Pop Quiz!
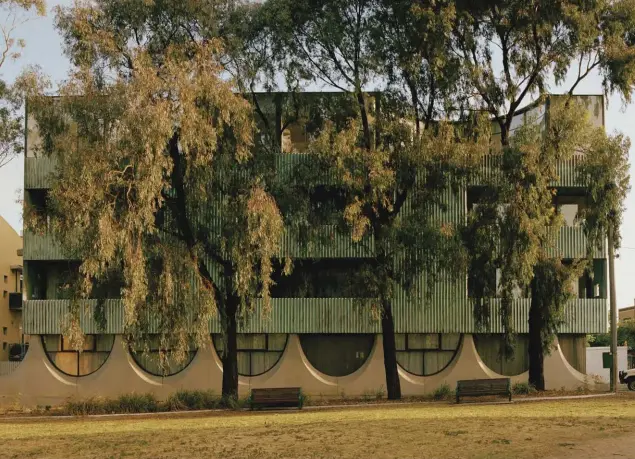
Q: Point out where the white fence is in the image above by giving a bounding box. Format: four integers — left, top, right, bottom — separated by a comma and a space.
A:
0, 361, 20, 376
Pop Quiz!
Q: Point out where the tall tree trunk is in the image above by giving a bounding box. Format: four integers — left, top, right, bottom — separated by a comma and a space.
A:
356, 90, 372, 151
381, 298, 401, 400
221, 294, 239, 400
528, 281, 545, 390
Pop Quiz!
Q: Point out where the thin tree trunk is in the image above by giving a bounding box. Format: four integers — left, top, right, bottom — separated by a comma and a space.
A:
381, 298, 401, 400
528, 282, 545, 390
356, 90, 372, 150
221, 294, 239, 400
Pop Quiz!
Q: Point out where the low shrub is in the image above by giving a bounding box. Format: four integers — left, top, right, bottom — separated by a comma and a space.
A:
116, 393, 159, 413
63, 397, 107, 416
166, 390, 219, 411
512, 382, 537, 395
65, 393, 160, 415
431, 383, 453, 401
299, 389, 309, 408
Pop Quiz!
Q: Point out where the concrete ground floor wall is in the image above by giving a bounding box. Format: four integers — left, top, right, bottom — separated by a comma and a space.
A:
0, 334, 604, 408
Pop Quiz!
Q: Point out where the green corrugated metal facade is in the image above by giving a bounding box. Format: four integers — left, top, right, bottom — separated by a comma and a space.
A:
23, 94, 609, 336
23, 297, 607, 335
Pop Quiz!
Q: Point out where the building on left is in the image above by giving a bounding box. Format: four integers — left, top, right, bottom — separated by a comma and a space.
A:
0, 215, 26, 374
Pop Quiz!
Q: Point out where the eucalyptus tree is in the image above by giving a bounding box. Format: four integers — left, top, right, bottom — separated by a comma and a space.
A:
262, 0, 490, 399
452, 0, 635, 388
26, 0, 286, 399
0, 0, 46, 168
372, 0, 464, 133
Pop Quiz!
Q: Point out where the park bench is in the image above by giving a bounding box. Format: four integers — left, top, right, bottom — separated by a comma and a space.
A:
455, 378, 512, 403
250, 387, 303, 410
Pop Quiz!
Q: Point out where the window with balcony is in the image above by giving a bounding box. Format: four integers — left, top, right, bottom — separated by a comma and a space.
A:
27, 261, 123, 300
566, 259, 606, 299
271, 258, 374, 298
554, 193, 586, 227
468, 268, 529, 299
26, 189, 51, 228
279, 93, 374, 154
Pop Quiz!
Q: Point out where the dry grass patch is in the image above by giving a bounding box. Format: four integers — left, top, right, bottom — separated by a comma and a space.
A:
1, 394, 634, 458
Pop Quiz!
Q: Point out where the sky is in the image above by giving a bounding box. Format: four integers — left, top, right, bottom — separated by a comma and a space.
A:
1, 1, 635, 309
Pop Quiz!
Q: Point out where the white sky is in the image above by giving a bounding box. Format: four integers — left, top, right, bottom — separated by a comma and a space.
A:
1, 1, 634, 309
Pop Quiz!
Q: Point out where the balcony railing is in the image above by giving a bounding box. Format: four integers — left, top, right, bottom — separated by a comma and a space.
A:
23, 231, 67, 261
554, 226, 606, 258
25, 156, 56, 189
8, 292, 22, 310
473, 154, 586, 187
23, 296, 607, 335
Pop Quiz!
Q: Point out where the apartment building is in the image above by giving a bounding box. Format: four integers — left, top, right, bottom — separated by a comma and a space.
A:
0, 93, 608, 406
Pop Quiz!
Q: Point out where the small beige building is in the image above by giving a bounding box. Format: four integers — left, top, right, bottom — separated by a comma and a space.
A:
619, 305, 635, 323
0, 215, 24, 362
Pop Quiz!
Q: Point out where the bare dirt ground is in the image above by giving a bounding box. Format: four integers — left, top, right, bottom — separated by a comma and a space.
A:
551, 433, 635, 459
0, 394, 634, 459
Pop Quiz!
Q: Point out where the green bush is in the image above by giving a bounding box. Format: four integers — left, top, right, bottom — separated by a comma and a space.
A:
166, 390, 219, 411
63, 397, 107, 416
431, 383, 453, 401
298, 389, 308, 408
512, 382, 536, 395
64, 393, 160, 415
116, 393, 159, 413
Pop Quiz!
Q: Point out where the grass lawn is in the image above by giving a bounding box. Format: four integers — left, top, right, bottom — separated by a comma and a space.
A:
1, 394, 634, 459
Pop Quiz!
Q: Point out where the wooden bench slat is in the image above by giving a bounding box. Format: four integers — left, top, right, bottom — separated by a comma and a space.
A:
456, 378, 512, 403
250, 387, 302, 410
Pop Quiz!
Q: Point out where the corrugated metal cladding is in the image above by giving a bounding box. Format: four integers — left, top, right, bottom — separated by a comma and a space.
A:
23, 231, 68, 261
24, 156, 56, 189
23, 297, 607, 335
474, 154, 586, 187
554, 226, 606, 259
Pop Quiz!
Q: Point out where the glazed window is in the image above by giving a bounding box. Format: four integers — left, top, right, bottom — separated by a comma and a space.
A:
212, 334, 287, 377
129, 335, 197, 377
474, 334, 529, 376
42, 334, 114, 377
300, 334, 374, 377
396, 334, 461, 376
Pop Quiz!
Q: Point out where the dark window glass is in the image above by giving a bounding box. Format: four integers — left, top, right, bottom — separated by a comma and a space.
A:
474, 334, 529, 376
300, 334, 374, 377
396, 334, 461, 376
213, 334, 287, 377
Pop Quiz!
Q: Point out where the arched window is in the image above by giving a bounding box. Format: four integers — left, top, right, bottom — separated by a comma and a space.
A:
396, 334, 461, 376
42, 334, 114, 377
212, 334, 287, 377
129, 335, 197, 377
300, 334, 374, 377
474, 334, 529, 376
